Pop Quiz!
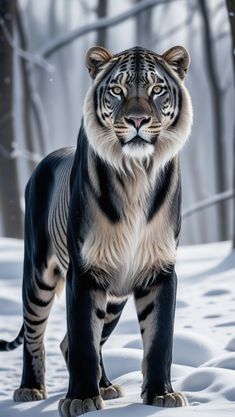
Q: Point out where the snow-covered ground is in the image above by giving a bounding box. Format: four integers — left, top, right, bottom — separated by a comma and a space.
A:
0, 238, 235, 416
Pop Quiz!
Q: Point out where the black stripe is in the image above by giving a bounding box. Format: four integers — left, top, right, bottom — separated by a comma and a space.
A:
30, 347, 41, 354
57, 252, 68, 270
25, 332, 44, 343
25, 316, 47, 327
61, 182, 68, 234
138, 302, 154, 322
147, 159, 175, 222
171, 88, 182, 127
157, 59, 183, 128
51, 215, 68, 258
96, 308, 106, 320
57, 170, 67, 236
56, 164, 67, 237
106, 300, 127, 315
94, 87, 104, 127
101, 316, 121, 343
54, 208, 67, 249
172, 177, 182, 245
134, 287, 151, 300
27, 287, 54, 308
93, 58, 122, 127
24, 323, 36, 334
95, 157, 121, 223
34, 272, 56, 292
58, 202, 67, 237
25, 301, 40, 317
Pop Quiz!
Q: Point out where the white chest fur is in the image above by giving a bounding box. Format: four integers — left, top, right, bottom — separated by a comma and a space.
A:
81, 173, 176, 296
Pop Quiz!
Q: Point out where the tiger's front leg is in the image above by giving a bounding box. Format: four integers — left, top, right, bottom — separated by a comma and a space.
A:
59, 264, 107, 417
134, 268, 188, 407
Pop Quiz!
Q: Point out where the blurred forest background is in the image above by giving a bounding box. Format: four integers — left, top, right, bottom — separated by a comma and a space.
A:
0, 0, 234, 246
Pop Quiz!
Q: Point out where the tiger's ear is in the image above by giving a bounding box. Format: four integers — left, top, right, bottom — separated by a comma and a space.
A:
162, 46, 190, 80
85, 46, 113, 79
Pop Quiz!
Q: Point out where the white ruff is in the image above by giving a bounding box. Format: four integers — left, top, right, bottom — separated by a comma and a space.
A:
83, 75, 192, 175
122, 143, 155, 159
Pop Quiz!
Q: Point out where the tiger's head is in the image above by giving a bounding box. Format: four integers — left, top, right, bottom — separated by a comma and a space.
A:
83, 46, 192, 171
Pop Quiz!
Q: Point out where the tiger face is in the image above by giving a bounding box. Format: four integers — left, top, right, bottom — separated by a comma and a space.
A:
83, 46, 192, 170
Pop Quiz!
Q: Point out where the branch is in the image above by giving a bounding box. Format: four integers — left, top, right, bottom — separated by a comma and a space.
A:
150, 4, 196, 46
182, 189, 234, 219
0, 16, 54, 73
38, 0, 183, 58
0, 142, 42, 163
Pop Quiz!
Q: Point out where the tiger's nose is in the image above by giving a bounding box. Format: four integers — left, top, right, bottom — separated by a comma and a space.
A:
125, 116, 151, 129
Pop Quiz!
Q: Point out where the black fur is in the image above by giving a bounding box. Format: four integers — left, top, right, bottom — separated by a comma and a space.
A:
135, 269, 177, 398
147, 159, 175, 222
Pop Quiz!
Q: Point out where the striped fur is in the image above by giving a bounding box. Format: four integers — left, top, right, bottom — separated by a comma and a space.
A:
0, 46, 192, 414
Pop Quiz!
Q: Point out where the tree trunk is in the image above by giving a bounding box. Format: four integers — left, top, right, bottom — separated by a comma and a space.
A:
198, 0, 227, 241
16, 2, 47, 161
0, 0, 23, 238
225, 0, 235, 249
15, 2, 36, 173
96, 0, 108, 47
136, 0, 152, 47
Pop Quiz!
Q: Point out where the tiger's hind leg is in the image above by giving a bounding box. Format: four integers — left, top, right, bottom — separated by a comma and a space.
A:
14, 255, 63, 402
14, 159, 66, 402
60, 296, 127, 400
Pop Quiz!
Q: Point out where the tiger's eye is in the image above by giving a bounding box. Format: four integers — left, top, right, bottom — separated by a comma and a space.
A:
152, 85, 163, 95
111, 86, 122, 95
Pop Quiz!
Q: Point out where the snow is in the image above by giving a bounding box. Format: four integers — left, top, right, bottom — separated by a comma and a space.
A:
0, 238, 235, 416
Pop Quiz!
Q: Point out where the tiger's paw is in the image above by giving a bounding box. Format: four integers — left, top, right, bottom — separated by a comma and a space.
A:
142, 391, 188, 407
14, 387, 47, 402
58, 395, 104, 417
100, 384, 125, 400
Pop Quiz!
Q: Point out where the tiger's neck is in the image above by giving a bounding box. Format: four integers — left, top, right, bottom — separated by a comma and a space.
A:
86, 144, 178, 223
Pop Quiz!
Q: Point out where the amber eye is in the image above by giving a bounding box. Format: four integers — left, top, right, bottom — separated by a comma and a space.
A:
110, 86, 122, 95
152, 85, 163, 95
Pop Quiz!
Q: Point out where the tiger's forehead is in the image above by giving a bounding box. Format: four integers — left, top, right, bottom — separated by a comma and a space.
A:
110, 48, 165, 86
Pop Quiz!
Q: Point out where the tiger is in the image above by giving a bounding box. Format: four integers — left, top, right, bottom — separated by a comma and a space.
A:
0, 45, 192, 416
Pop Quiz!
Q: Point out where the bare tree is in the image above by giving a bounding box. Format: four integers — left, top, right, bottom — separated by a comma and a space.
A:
16, 1, 48, 161
15, 2, 35, 173
225, 0, 235, 249
96, 0, 108, 47
0, 0, 23, 238
198, 0, 227, 240
136, 0, 152, 47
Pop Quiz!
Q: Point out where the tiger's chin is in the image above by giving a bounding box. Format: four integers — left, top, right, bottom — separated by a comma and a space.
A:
121, 141, 155, 160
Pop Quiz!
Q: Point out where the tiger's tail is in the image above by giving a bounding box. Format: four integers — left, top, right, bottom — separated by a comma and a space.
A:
0, 324, 24, 351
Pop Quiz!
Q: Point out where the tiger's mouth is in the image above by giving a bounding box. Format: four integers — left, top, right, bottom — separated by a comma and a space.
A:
121, 135, 156, 146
